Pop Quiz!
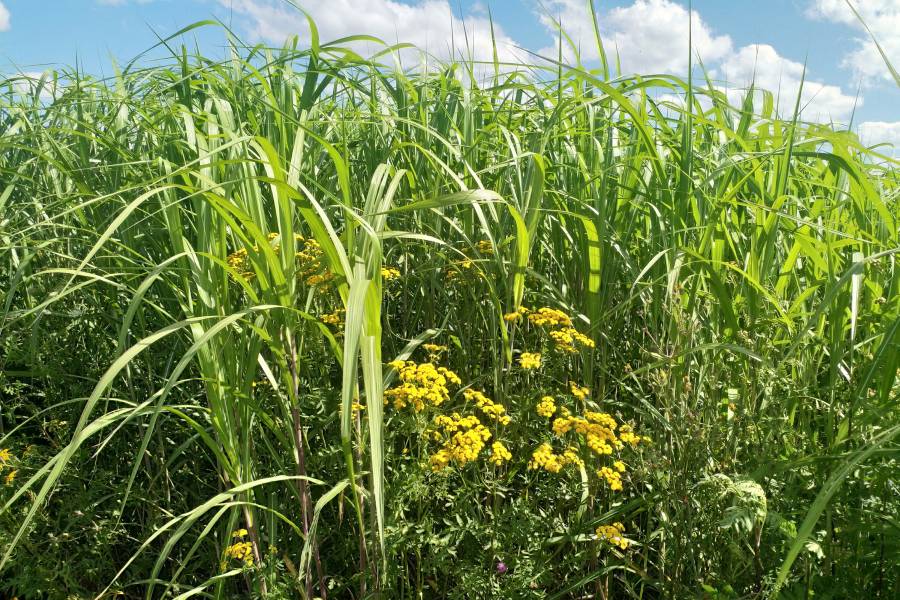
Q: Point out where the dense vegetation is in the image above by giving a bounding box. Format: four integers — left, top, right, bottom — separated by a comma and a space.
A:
1, 18, 898, 599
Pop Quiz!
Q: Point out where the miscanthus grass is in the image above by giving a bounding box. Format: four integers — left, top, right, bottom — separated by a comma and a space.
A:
0, 16, 898, 600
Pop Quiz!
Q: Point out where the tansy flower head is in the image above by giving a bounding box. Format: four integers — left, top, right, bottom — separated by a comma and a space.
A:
224, 540, 254, 566
503, 306, 529, 322
596, 522, 628, 550
570, 382, 590, 400
381, 266, 401, 280
597, 466, 624, 491
489, 441, 512, 465
536, 396, 556, 418
528, 443, 564, 473
528, 307, 572, 328
519, 352, 541, 370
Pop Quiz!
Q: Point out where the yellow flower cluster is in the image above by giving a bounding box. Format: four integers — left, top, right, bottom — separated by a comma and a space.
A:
618, 424, 644, 446
503, 306, 529, 322
225, 234, 335, 288
489, 441, 512, 465
527, 307, 572, 328
381, 266, 401, 280
548, 327, 595, 353
519, 352, 542, 370
320, 309, 344, 326
224, 529, 254, 566
0, 449, 15, 486
475, 239, 494, 254
536, 396, 557, 418
597, 466, 623, 491
596, 522, 628, 550
429, 413, 492, 471
562, 446, 584, 467
423, 343, 448, 354
464, 389, 511, 425
296, 238, 334, 288
528, 442, 564, 473
226, 247, 255, 280
445, 258, 476, 280
528, 442, 585, 473
553, 410, 620, 455
385, 360, 462, 412
570, 382, 590, 400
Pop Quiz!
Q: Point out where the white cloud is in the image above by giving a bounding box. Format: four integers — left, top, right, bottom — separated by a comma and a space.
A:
535, 1, 858, 122
807, 0, 900, 85
858, 121, 900, 155
0, 1, 11, 31
4, 71, 58, 101
219, 0, 525, 71
717, 44, 860, 122
537, 0, 732, 73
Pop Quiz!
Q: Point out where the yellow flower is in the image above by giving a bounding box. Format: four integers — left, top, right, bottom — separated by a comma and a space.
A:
613, 460, 626, 473
224, 540, 254, 566
489, 441, 512, 465
597, 466, 623, 491
528, 443, 564, 473
320, 309, 344, 325
0, 449, 10, 463
548, 327, 595, 353
384, 361, 461, 412
536, 396, 556, 418
561, 446, 584, 467
527, 307, 572, 328
381, 266, 401, 280
429, 413, 492, 470
596, 522, 628, 550
519, 352, 542, 370
504, 306, 529, 322
552, 416, 574, 436
619, 424, 643, 446
4, 470, 17, 486
570, 382, 590, 400
232, 528, 249, 538
464, 389, 510, 425
475, 239, 494, 255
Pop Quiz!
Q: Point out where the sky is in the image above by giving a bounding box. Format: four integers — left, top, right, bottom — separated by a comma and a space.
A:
1, 0, 898, 149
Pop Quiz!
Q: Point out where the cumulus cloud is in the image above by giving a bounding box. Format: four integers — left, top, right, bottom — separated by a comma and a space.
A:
3, 71, 58, 101
806, 0, 900, 85
717, 44, 860, 122
537, 0, 732, 72
858, 121, 900, 155
218, 0, 525, 69
535, 1, 858, 122
0, 1, 10, 31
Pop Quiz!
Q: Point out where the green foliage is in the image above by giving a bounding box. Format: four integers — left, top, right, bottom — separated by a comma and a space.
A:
0, 16, 898, 599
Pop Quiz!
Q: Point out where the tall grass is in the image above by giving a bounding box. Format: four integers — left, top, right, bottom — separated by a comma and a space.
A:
1, 17, 898, 599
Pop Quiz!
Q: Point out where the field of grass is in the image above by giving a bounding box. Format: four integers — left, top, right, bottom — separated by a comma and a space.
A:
1, 16, 898, 600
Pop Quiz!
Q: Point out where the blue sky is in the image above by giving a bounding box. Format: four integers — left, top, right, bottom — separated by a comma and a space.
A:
1, 0, 898, 146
